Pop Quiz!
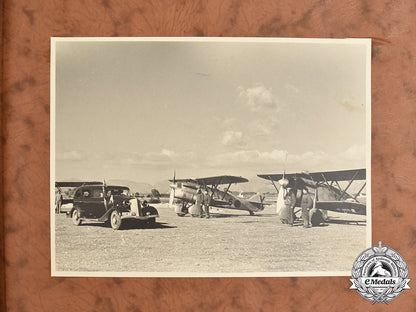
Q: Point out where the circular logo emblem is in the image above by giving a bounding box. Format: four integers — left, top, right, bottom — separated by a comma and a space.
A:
350, 241, 411, 304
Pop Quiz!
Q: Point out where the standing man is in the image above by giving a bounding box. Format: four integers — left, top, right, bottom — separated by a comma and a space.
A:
301, 189, 312, 228
285, 188, 296, 226
191, 188, 203, 217
202, 190, 211, 218
291, 176, 312, 228
278, 178, 295, 225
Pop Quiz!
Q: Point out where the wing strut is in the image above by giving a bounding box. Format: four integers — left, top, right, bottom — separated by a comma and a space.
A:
338, 170, 359, 200
209, 177, 223, 204
354, 182, 367, 200
221, 183, 232, 200
268, 176, 280, 193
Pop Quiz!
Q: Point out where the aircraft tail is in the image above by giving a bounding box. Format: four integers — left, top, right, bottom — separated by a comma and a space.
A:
248, 193, 265, 210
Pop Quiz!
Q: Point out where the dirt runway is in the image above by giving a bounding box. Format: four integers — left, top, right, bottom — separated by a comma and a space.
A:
53, 203, 368, 276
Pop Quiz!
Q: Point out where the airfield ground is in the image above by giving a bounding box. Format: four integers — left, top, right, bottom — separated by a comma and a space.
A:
53, 203, 368, 275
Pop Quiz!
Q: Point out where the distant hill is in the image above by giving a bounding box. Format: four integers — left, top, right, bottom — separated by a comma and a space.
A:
56, 176, 276, 195
107, 179, 154, 195
153, 180, 171, 194
153, 176, 276, 195
230, 176, 276, 194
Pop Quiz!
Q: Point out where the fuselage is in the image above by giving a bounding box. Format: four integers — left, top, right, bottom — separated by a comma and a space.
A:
169, 182, 264, 215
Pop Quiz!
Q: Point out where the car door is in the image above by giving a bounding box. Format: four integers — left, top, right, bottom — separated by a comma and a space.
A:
73, 188, 83, 214
80, 187, 94, 217
90, 188, 106, 218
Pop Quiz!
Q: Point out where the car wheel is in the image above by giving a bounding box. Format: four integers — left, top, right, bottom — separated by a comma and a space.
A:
110, 210, 122, 230
72, 208, 81, 226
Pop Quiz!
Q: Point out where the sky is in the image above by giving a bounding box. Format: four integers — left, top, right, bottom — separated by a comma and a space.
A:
53, 38, 370, 185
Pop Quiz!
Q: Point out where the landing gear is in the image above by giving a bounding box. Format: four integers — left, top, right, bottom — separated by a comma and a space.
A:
310, 209, 324, 227
249, 211, 254, 216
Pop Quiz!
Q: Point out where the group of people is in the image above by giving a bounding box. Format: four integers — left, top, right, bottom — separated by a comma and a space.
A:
191, 188, 210, 218
278, 177, 313, 228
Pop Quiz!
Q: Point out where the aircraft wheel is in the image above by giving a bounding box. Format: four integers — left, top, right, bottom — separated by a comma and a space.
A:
110, 210, 122, 230
249, 211, 254, 216
310, 209, 323, 227
147, 217, 156, 224
72, 208, 81, 226
177, 213, 185, 217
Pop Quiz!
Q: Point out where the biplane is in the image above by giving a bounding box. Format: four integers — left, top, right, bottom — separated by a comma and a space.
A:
257, 168, 367, 226
169, 175, 265, 216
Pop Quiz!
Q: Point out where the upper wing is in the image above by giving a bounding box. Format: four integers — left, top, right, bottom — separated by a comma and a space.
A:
168, 178, 197, 183
55, 181, 102, 188
258, 168, 366, 182
195, 175, 248, 186
170, 175, 248, 186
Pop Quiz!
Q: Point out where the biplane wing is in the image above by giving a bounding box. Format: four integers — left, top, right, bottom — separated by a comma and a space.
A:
169, 175, 248, 185
195, 175, 248, 186
169, 175, 264, 216
315, 201, 366, 215
257, 168, 366, 183
55, 181, 102, 188
258, 169, 367, 222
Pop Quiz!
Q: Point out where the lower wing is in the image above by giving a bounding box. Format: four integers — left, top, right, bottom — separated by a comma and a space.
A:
316, 201, 366, 215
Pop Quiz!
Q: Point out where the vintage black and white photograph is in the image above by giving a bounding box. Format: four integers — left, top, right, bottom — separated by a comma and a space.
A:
51, 37, 371, 277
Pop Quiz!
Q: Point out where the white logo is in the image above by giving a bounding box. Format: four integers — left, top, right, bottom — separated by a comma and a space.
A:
350, 241, 410, 304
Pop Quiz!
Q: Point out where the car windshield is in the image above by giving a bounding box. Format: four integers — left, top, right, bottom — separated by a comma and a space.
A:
107, 187, 130, 196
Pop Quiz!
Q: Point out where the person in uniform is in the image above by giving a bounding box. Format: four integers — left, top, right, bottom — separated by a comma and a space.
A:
286, 176, 311, 227
202, 190, 210, 218
277, 178, 294, 225
301, 189, 311, 228
285, 188, 296, 226
192, 188, 203, 217
292, 176, 313, 228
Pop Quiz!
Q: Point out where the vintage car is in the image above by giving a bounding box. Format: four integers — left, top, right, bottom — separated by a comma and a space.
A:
68, 183, 159, 230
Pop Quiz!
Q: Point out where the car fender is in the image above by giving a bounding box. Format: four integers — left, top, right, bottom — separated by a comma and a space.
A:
67, 205, 79, 218
98, 207, 117, 222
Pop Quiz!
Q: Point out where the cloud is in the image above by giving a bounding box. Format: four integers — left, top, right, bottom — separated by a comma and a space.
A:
210, 149, 287, 166
285, 83, 300, 94
221, 117, 238, 127
125, 149, 196, 168
56, 150, 86, 161
238, 84, 279, 112
222, 131, 245, 146
249, 116, 279, 136
289, 151, 329, 167
208, 149, 331, 172
339, 144, 366, 162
